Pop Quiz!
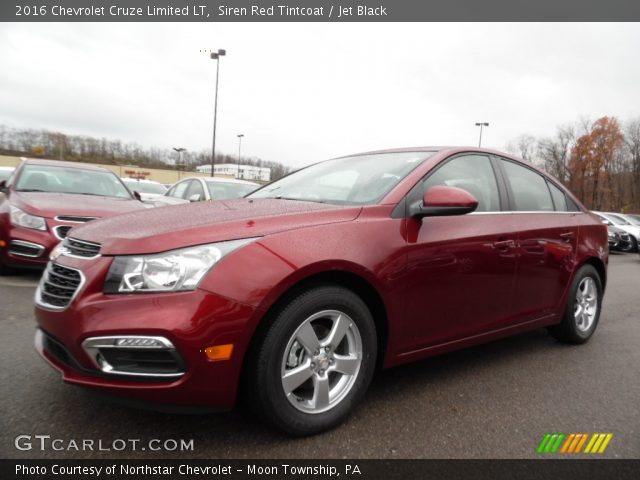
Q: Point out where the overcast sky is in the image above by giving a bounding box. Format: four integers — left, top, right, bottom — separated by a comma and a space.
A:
1, 23, 639, 168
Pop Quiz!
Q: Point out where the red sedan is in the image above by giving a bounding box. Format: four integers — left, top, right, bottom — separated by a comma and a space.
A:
0, 159, 145, 273
33, 148, 607, 435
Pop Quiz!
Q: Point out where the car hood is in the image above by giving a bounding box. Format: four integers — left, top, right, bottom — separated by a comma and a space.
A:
71, 198, 362, 255
12, 192, 145, 218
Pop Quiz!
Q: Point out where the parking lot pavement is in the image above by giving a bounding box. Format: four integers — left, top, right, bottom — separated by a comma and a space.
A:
1, 253, 639, 459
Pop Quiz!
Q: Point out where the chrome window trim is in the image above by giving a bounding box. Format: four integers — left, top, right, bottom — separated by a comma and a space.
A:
81, 335, 185, 378
8, 239, 45, 258
35, 262, 86, 312
469, 211, 584, 215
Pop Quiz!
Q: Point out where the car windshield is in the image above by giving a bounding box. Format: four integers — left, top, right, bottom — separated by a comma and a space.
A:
15, 164, 132, 199
123, 179, 167, 195
206, 181, 258, 200
605, 213, 630, 225
624, 214, 640, 225
248, 151, 434, 205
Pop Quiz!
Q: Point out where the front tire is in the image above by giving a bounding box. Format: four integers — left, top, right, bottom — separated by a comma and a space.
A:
548, 264, 603, 344
247, 285, 377, 436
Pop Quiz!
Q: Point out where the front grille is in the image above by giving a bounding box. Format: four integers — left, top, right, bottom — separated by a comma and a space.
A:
37, 263, 83, 310
53, 225, 72, 240
63, 237, 101, 258
99, 350, 185, 376
9, 240, 45, 258
55, 215, 96, 223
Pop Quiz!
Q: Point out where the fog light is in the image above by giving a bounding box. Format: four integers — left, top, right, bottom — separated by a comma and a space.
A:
203, 344, 234, 362
115, 338, 164, 347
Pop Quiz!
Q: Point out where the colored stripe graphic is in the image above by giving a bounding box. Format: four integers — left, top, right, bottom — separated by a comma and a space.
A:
541, 433, 613, 454
537, 433, 565, 453
585, 433, 613, 453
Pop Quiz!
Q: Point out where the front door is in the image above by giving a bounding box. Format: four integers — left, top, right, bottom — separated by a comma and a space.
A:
402, 154, 519, 352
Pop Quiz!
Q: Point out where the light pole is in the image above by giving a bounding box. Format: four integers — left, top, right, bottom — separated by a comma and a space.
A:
173, 147, 186, 169
475, 122, 489, 147
236, 134, 244, 179
210, 49, 226, 177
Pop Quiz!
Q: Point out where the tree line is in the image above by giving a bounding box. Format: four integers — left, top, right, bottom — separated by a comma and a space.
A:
506, 116, 640, 213
0, 125, 291, 181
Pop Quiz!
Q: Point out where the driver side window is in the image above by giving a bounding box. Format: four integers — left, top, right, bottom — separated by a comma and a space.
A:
421, 155, 500, 212
168, 180, 190, 199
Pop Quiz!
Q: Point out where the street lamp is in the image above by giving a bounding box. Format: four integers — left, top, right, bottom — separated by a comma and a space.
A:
475, 122, 489, 147
210, 49, 226, 177
236, 134, 244, 179
173, 147, 186, 168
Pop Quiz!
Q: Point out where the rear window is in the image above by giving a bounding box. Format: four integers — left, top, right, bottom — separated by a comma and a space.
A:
500, 160, 553, 212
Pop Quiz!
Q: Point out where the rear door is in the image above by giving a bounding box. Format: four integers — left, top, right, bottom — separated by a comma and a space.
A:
496, 157, 580, 321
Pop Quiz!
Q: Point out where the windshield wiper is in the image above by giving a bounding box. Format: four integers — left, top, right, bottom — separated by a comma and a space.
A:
16, 188, 47, 192
274, 195, 326, 204
69, 192, 107, 197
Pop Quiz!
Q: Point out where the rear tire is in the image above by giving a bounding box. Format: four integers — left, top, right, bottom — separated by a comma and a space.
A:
246, 285, 377, 436
548, 264, 602, 344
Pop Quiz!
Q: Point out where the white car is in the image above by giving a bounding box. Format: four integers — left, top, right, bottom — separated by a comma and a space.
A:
122, 178, 168, 203
153, 177, 260, 207
0, 166, 15, 183
594, 212, 640, 252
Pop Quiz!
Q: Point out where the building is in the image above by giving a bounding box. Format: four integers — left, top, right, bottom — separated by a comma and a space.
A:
196, 163, 271, 182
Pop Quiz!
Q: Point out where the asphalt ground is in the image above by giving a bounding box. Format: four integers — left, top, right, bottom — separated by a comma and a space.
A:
1, 253, 638, 459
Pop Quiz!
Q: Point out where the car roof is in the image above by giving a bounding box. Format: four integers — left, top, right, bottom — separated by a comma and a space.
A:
21, 158, 113, 173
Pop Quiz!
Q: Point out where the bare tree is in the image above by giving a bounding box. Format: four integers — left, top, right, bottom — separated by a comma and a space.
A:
537, 124, 575, 185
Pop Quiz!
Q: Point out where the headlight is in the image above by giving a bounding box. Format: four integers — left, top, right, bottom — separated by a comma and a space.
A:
10, 206, 47, 231
104, 238, 258, 293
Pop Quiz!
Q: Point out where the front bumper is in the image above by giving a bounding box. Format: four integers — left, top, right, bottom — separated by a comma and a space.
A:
35, 275, 262, 409
1, 225, 58, 269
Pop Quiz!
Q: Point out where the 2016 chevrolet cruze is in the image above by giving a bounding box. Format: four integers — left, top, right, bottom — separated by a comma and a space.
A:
34, 147, 608, 435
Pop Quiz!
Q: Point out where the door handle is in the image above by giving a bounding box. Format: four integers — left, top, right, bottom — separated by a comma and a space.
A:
493, 240, 516, 250
560, 231, 575, 241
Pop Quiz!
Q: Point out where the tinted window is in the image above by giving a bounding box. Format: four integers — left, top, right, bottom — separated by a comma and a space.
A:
207, 182, 257, 200
186, 179, 205, 201
605, 213, 630, 225
167, 180, 189, 199
15, 164, 131, 199
500, 160, 553, 212
547, 181, 568, 212
421, 155, 500, 212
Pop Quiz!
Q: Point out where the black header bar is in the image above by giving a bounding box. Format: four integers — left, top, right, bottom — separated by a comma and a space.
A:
3, 0, 640, 22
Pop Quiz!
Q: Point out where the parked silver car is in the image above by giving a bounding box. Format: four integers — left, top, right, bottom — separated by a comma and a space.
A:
153, 177, 259, 206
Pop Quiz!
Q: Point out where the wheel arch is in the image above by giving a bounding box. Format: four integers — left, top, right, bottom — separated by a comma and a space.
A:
240, 268, 390, 395
580, 256, 607, 292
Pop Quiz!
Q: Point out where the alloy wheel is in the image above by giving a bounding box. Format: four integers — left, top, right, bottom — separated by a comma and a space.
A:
280, 310, 362, 414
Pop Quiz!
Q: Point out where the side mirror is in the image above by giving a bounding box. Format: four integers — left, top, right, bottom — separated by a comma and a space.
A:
133, 191, 142, 201
410, 185, 479, 218
189, 193, 201, 202
0, 180, 7, 195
